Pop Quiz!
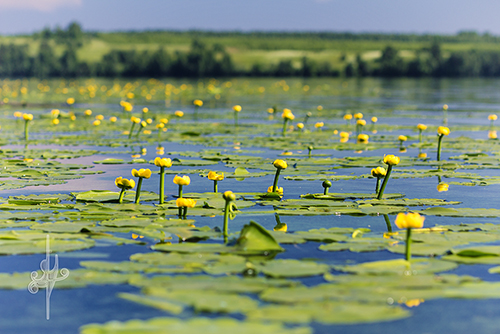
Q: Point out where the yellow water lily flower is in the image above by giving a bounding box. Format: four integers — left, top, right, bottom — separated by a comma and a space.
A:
92, 120, 100, 126
160, 118, 169, 124
394, 212, 425, 229
356, 119, 366, 126
154, 157, 172, 168
84, 109, 92, 116
437, 126, 450, 136
223, 190, 236, 201
442, 104, 448, 111
489, 130, 497, 139
315, 122, 324, 128
383, 155, 400, 166
233, 105, 242, 112
52, 119, 60, 125
66, 97, 75, 105
357, 134, 369, 143
417, 124, 427, 131
371, 167, 386, 178
282, 108, 295, 120
115, 177, 135, 190
274, 223, 288, 232
398, 135, 407, 142
110, 116, 117, 122
131, 168, 152, 179
354, 112, 363, 119
14, 111, 23, 118
193, 99, 203, 107
489, 114, 498, 121
343, 114, 353, 121
173, 175, 191, 186
23, 113, 33, 121
208, 171, 224, 181
175, 110, 184, 117
273, 159, 288, 169
371, 117, 378, 123
296, 122, 304, 129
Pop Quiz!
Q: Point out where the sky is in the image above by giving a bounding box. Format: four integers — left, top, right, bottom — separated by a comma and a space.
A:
0, 0, 499, 35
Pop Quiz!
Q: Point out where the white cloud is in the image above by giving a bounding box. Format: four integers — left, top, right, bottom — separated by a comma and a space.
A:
0, 0, 82, 12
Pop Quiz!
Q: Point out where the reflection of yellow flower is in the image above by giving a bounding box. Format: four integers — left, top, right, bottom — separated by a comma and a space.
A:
489, 114, 498, 121
489, 130, 497, 139
395, 212, 425, 229
233, 105, 242, 112
208, 171, 224, 181
354, 113, 363, 119
343, 114, 352, 120
340, 137, 349, 143
371, 167, 386, 177
383, 155, 400, 166
417, 124, 427, 131
52, 118, 60, 125
357, 134, 369, 143
274, 223, 287, 232
267, 186, 283, 194
273, 159, 288, 169
193, 99, 203, 107
131, 169, 152, 179
115, 177, 135, 190
398, 135, 407, 142
418, 152, 427, 159
437, 183, 449, 192
176, 198, 196, 208
173, 175, 190, 185
175, 110, 184, 117
154, 157, 172, 168
317, 105, 323, 111
437, 126, 450, 136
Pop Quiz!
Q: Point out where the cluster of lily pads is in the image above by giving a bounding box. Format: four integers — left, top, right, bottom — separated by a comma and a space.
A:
2, 78, 500, 333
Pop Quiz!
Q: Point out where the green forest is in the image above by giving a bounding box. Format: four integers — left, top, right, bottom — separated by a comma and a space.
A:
2, 22, 500, 78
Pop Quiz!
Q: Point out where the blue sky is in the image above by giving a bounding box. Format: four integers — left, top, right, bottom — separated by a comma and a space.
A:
0, 0, 498, 35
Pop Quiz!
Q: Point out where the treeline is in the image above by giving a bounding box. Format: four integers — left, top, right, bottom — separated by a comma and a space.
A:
4, 23, 500, 78
343, 43, 500, 78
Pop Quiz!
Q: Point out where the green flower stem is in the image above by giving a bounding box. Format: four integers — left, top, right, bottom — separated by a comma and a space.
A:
128, 123, 136, 139
437, 134, 444, 161
135, 177, 143, 204
24, 120, 29, 141
118, 189, 126, 203
213, 180, 218, 193
272, 168, 282, 193
178, 185, 183, 216
194, 106, 199, 121
323, 187, 329, 195
405, 227, 412, 261
234, 111, 238, 127
159, 167, 165, 204
135, 125, 143, 139
375, 177, 381, 194
223, 200, 230, 242
419, 129, 423, 143
377, 164, 393, 200
356, 124, 360, 138
383, 214, 392, 233
282, 119, 289, 136
183, 207, 188, 218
